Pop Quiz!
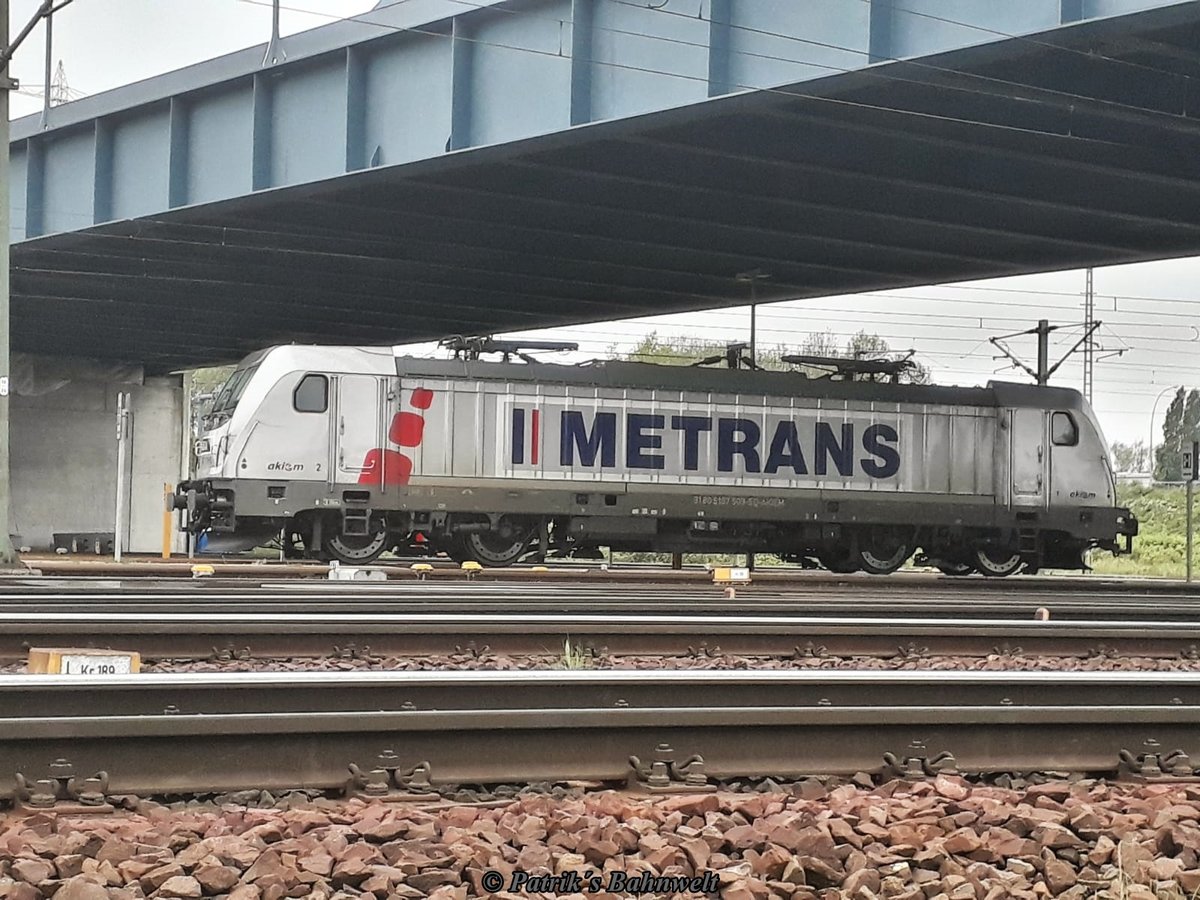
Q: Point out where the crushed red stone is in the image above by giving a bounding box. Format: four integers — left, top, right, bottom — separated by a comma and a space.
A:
4, 780, 1200, 898
1, 651, 1196, 676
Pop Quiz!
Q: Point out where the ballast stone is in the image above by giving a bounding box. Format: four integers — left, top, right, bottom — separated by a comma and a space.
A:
45, 877, 109, 900
156, 874, 202, 898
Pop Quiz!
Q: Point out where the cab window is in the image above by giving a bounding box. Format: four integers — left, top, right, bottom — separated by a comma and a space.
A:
1051, 412, 1078, 446
293, 374, 328, 413
210, 365, 259, 416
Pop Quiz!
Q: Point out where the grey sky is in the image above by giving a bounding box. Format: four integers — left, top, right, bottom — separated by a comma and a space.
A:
500, 260, 1200, 451
7, 2, 1199, 451
7, 0, 376, 118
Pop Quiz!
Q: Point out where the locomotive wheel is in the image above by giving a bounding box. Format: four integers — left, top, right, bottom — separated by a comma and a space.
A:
457, 530, 531, 567
324, 529, 389, 564
973, 547, 1023, 577
856, 529, 912, 575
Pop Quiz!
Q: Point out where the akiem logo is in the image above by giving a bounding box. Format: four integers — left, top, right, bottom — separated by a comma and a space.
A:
511, 408, 901, 478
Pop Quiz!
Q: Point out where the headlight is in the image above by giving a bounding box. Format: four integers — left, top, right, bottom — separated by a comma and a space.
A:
194, 438, 211, 455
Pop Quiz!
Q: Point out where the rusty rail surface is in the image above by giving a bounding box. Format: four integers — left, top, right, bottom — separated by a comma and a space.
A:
4, 612, 1200, 662
15, 557, 1200, 590
0, 576, 1199, 621
7, 570, 1200, 593
3, 670, 1200, 799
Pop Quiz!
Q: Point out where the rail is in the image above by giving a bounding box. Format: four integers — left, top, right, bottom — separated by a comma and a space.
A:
4, 670, 1200, 799
4, 612, 1200, 661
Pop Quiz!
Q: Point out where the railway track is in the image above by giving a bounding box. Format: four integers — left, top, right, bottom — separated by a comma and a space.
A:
1, 575, 1199, 620
10, 570, 1200, 592
5, 669, 1200, 799
5, 612, 1200, 662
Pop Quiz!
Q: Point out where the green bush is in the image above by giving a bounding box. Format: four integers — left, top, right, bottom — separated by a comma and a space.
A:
1090, 483, 1192, 579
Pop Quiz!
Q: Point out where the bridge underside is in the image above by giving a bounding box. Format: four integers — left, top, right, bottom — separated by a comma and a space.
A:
15, 3, 1200, 371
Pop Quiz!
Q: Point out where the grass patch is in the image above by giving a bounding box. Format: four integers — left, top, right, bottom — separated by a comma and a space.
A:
558, 638, 592, 670
1090, 483, 1193, 579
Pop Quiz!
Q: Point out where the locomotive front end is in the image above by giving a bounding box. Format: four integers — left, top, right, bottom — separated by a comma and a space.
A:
170, 354, 268, 549
1044, 390, 1138, 565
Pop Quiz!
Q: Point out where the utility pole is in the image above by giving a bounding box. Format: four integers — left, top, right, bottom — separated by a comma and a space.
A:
0, 0, 15, 566
736, 269, 770, 368
1083, 269, 1096, 403
1188, 478, 1194, 583
0, 0, 72, 567
990, 319, 1097, 389
1187, 440, 1198, 583
39, 1, 49, 126
113, 393, 130, 563
1036, 319, 1050, 386
264, 0, 286, 66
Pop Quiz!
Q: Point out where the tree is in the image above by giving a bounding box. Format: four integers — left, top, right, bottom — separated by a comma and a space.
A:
1184, 389, 1200, 448
620, 331, 930, 384
844, 330, 931, 385
619, 333, 788, 370
186, 365, 235, 450
799, 330, 840, 358
1155, 387, 1187, 481
1110, 440, 1149, 474
189, 366, 234, 406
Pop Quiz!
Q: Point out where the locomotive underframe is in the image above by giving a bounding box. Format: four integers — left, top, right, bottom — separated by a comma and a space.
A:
178, 476, 1136, 573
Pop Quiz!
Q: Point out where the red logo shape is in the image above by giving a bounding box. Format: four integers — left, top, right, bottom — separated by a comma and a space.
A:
389, 412, 424, 448
359, 388, 432, 486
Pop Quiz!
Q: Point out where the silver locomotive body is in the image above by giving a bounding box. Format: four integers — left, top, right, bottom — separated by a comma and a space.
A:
175, 345, 1136, 574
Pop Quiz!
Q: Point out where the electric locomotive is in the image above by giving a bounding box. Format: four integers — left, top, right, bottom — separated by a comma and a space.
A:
173, 341, 1137, 574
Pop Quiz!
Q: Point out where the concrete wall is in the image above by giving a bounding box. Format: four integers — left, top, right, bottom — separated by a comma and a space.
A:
10, 369, 184, 553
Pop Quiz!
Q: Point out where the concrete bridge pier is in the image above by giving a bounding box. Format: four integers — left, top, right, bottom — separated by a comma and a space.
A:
9, 355, 185, 555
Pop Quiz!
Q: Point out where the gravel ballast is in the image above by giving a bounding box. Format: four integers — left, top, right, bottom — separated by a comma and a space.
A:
130, 652, 1200, 674
1, 651, 1197, 676
4, 779, 1200, 898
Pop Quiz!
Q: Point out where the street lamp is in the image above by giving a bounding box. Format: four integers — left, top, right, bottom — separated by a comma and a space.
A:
1149, 385, 1181, 479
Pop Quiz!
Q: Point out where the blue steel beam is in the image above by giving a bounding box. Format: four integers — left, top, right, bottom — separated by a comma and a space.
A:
569, 0, 592, 125
23, 141, 43, 240
9, 0, 1200, 369
869, 0, 894, 64
1062, 0, 1087, 23
167, 98, 188, 209
10, 0, 1191, 240
251, 73, 272, 192
448, 17, 473, 152
345, 47, 367, 171
707, 0, 732, 97
92, 119, 112, 225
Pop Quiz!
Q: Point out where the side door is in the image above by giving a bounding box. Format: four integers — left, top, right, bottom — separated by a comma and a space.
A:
235, 372, 331, 481
333, 374, 385, 484
1010, 407, 1046, 505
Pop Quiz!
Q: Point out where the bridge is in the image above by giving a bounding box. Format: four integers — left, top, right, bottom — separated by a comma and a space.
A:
9, 0, 1200, 371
